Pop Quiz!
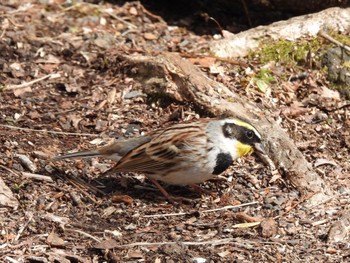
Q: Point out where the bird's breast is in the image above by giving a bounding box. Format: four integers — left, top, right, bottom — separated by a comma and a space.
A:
212, 152, 233, 175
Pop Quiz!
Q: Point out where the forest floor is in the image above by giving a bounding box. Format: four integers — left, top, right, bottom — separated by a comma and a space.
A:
1, 1, 350, 262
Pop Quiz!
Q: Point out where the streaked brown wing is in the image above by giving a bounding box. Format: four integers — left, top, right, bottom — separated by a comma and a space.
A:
112, 139, 179, 172
111, 121, 206, 173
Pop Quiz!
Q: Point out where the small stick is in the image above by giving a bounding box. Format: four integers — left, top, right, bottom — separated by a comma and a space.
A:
16, 154, 37, 173
15, 212, 33, 241
0, 165, 20, 177
4, 257, 18, 263
312, 219, 329, 226
121, 238, 256, 248
0, 124, 98, 137
65, 228, 101, 243
143, 201, 258, 218
4, 73, 60, 90
67, 179, 99, 204
319, 30, 350, 53
69, 191, 84, 207
201, 201, 258, 213
104, 10, 137, 29
22, 172, 54, 182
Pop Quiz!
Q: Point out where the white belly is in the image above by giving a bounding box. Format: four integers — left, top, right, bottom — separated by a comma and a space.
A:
146, 165, 215, 186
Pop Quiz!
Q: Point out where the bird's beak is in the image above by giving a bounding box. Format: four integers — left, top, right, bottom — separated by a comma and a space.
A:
254, 143, 266, 155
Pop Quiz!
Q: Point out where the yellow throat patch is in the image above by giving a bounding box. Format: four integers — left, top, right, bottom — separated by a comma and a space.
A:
236, 142, 253, 157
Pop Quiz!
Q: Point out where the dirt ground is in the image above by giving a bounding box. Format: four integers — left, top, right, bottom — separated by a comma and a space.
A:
1, 1, 350, 262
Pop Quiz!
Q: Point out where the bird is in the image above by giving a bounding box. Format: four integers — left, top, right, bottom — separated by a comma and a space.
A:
52, 118, 265, 202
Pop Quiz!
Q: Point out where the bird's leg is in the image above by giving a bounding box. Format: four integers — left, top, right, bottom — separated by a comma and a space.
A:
149, 179, 196, 204
149, 178, 175, 203
189, 184, 216, 197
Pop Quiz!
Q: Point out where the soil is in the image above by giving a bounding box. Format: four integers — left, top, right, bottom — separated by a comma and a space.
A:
1, 1, 350, 262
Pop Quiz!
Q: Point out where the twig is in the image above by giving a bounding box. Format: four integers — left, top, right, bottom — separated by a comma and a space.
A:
0, 124, 98, 137
240, 0, 252, 27
319, 30, 350, 53
15, 212, 33, 241
4, 256, 18, 263
4, 73, 60, 90
67, 179, 100, 204
0, 28, 6, 39
137, 2, 164, 23
103, 10, 137, 29
0, 165, 20, 177
22, 172, 54, 182
121, 238, 256, 248
143, 201, 258, 218
201, 201, 258, 213
65, 173, 106, 196
143, 211, 187, 218
180, 52, 248, 67
65, 228, 101, 243
16, 154, 37, 173
312, 219, 329, 226
274, 192, 319, 219
61, 1, 137, 29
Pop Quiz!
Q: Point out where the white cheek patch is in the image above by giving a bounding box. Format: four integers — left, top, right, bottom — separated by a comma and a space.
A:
221, 136, 239, 160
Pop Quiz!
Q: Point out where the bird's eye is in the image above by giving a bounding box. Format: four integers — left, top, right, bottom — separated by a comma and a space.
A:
246, 130, 254, 139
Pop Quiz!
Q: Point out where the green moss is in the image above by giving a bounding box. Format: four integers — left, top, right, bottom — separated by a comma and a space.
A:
250, 33, 350, 66
250, 38, 324, 66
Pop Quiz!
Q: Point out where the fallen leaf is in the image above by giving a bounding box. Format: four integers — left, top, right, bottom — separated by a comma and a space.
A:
314, 158, 338, 168
102, 206, 117, 217
320, 86, 340, 100
127, 250, 143, 259
192, 257, 207, 263
104, 229, 123, 238
129, 6, 138, 15
255, 79, 269, 93
144, 32, 157, 40
13, 86, 32, 97
260, 218, 278, 238
94, 239, 119, 250
281, 106, 310, 117
0, 178, 19, 208
111, 194, 133, 205
47, 232, 65, 247
188, 57, 216, 68
218, 250, 231, 258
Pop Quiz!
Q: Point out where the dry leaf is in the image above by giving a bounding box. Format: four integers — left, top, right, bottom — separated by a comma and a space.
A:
0, 178, 19, 208
218, 250, 231, 258
188, 57, 216, 68
94, 239, 119, 250
111, 194, 133, 205
314, 158, 338, 168
320, 86, 340, 100
144, 32, 157, 40
260, 218, 278, 238
47, 232, 65, 247
127, 250, 143, 259
13, 86, 32, 97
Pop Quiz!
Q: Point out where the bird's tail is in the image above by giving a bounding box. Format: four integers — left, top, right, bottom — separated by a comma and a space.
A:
51, 149, 101, 161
